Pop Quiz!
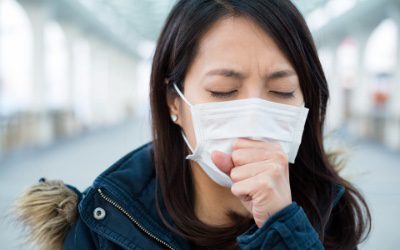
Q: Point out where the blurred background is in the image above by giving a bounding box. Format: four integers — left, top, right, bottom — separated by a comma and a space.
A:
0, 0, 399, 249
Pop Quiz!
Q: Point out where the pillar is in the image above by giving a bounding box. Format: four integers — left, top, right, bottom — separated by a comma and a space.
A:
324, 40, 345, 132
384, 6, 400, 150
349, 31, 370, 139
18, 0, 54, 145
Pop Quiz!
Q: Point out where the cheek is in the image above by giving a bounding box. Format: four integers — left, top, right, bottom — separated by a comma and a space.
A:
296, 91, 305, 105
179, 102, 198, 150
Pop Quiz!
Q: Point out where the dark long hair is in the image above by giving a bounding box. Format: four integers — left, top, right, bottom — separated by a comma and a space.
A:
150, 0, 371, 249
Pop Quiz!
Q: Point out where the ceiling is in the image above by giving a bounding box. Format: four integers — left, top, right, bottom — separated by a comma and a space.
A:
77, 0, 330, 42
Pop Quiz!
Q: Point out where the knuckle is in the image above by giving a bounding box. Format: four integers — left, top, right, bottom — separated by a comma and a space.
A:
230, 168, 240, 182
257, 177, 271, 191
231, 150, 242, 166
276, 151, 288, 164
232, 139, 242, 149
271, 164, 282, 178
273, 143, 283, 150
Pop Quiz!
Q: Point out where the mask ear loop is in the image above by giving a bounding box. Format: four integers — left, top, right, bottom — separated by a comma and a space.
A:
172, 82, 195, 153
181, 130, 194, 153
173, 82, 193, 107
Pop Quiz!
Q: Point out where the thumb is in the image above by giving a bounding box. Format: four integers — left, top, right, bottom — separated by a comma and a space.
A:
211, 150, 234, 175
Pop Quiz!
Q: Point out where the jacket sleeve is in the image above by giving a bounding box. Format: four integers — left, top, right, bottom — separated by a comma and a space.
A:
236, 202, 324, 250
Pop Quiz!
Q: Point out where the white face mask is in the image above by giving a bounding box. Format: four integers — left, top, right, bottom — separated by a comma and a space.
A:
173, 83, 309, 187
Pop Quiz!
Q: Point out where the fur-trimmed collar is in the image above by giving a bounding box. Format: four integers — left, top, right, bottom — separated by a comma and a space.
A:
14, 178, 79, 250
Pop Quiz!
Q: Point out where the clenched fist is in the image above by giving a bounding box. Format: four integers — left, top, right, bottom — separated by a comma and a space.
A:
211, 138, 292, 228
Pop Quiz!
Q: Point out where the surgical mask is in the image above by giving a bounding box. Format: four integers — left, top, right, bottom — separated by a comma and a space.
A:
172, 83, 309, 187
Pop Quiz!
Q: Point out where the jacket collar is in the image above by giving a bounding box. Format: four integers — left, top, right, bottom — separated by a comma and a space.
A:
79, 142, 187, 249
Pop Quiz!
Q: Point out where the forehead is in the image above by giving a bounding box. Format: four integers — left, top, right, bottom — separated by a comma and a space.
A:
194, 16, 292, 71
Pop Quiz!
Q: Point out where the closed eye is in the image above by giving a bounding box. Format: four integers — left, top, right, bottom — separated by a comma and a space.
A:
209, 90, 237, 98
270, 91, 295, 99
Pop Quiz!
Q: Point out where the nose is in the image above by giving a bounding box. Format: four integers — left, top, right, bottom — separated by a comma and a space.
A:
242, 81, 265, 99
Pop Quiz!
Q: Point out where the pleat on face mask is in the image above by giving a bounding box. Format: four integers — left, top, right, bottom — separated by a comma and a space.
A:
172, 82, 309, 187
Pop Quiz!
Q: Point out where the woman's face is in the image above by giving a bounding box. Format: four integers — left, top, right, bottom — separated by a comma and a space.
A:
168, 16, 304, 150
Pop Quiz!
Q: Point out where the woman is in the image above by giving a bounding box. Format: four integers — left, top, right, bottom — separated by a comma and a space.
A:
15, 0, 371, 249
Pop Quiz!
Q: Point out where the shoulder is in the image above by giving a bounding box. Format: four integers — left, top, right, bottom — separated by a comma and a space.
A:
93, 141, 155, 196
14, 142, 156, 250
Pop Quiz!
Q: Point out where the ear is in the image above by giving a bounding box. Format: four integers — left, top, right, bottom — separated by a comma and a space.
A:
167, 86, 182, 126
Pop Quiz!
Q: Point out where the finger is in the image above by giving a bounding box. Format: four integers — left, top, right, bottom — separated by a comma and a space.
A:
231, 174, 268, 199
231, 173, 274, 198
231, 178, 255, 198
211, 150, 234, 175
231, 148, 274, 167
230, 160, 272, 182
232, 138, 282, 151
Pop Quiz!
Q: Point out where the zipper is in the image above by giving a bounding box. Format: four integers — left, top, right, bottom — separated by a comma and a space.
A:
97, 188, 175, 250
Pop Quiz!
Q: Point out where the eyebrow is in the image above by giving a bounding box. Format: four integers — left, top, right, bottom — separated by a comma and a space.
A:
204, 68, 296, 81
266, 69, 296, 81
205, 69, 246, 80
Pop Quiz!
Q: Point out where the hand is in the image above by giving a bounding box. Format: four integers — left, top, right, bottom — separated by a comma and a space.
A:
211, 138, 292, 228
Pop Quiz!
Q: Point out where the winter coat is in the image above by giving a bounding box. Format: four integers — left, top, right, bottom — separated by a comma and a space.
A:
15, 142, 345, 250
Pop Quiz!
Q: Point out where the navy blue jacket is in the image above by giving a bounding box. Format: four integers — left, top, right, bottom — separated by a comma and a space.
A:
64, 142, 345, 249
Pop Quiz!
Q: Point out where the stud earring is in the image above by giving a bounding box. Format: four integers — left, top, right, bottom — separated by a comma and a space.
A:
171, 114, 178, 122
